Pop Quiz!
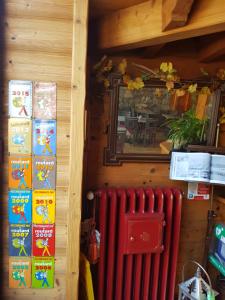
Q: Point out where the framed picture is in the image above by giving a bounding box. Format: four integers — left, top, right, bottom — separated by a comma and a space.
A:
104, 73, 221, 165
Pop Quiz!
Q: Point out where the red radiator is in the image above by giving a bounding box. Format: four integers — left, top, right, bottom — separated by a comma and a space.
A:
96, 187, 182, 300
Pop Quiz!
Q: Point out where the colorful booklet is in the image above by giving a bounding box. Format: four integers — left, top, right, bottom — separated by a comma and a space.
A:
33, 120, 56, 156
8, 155, 32, 189
8, 118, 32, 154
32, 224, 55, 257
9, 224, 31, 257
9, 257, 31, 288
33, 156, 56, 189
8, 80, 32, 118
33, 82, 56, 119
32, 257, 54, 288
32, 190, 55, 224
8, 190, 32, 224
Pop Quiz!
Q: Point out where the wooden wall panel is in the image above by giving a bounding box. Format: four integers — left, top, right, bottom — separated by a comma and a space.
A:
85, 55, 225, 292
1, 0, 88, 299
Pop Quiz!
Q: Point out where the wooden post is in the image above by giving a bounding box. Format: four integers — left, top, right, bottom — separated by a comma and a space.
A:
66, 0, 88, 299
162, 0, 194, 31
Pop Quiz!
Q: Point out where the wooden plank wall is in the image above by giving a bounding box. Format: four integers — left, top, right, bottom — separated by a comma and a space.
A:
84, 55, 225, 289
0, 1, 88, 299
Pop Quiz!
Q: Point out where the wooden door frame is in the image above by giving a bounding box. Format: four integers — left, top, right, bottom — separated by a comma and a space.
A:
66, 0, 88, 299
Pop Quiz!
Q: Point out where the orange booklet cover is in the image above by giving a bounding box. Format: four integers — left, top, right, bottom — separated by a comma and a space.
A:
9, 257, 31, 288
9, 156, 32, 189
32, 190, 55, 224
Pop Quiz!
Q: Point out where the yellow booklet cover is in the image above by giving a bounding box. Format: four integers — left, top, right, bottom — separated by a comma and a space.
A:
8, 118, 32, 154
32, 190, 55, 224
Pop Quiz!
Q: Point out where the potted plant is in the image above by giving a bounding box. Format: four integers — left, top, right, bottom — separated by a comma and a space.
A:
166, 109, 208, 150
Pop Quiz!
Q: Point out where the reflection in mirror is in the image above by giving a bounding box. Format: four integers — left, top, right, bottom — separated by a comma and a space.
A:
117, 86, 172, 155
104, 74, 221, 165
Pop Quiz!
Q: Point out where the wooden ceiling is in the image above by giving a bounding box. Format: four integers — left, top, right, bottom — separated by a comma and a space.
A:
89, 0, 149, 19
89, 0, 225, 63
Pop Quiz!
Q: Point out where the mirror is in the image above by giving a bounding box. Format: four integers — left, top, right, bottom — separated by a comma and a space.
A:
104, 73, 221, 165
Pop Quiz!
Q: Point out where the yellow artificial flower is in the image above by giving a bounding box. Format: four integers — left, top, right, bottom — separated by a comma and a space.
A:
168, 62, 174, 74
103, 60, 113, 72
200, 86, 211, 95
219, 107, 225, 124
118, 59, 127, 75
104, 79, 110, 88
134, 77, 144, 89
155, 88, 162, 97
160, 62, 169, 73
123, 74, 131, 84
166, 81, 174, 91
220, 107, 225, 114
127, 80, 135, 90
219, 113, 225, 124
216, 68, 225, 80
127, 77, 144, 90
188, 83, 198, 93
160, 62, 174, 73
175, 89, 185, 97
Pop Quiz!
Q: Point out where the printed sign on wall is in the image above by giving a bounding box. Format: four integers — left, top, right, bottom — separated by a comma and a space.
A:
8, 156, 32, 189
9, 224, 31, 256
9, 80, 32, 118
33, 156, 56, 190
33, 120, 56, 156
9, 257, 31, 288
32, 190, 55, 224
32, 224, 55, 257
33, 82, 56, 119
32, 257, 54, 288
8, 190, 32, 224
8, 118, 32, 154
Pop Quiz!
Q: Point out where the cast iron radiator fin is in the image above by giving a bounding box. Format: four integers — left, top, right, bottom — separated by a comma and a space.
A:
96, 187, 182, 300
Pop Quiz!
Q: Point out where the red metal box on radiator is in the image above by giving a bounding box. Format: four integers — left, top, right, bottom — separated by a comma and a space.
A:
96, 187, 182, 300
124, 213, 165, 254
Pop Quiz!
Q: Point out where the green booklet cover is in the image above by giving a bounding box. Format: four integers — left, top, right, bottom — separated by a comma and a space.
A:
32, 257, 54, 288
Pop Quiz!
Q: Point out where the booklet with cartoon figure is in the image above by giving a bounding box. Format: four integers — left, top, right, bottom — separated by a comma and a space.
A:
8, 118, 32, 154
9, 257, 31, 288
33, 82, 56, 119
33, 120, 56, 156
9, 224, 31, 256
32, 190, 55, 224
32, 224, 55, 257
8, 80, 32, 118
8, 156, 32, 189
33, 156, 56, 190
8, 190, 32, 224
32, 257, 54, 288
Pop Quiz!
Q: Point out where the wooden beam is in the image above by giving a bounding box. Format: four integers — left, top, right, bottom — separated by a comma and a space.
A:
162, 0, 194, 31
199, 33, 225, 62
66, 0, 88, 299
97, 0, 225, 51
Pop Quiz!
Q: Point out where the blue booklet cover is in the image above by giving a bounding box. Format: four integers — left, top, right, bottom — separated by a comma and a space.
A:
9, 224, 31, 257
33, 120, 56, 156
8, 190, 32, 224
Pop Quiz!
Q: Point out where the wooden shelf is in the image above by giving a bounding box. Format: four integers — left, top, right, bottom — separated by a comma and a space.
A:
187, 145, 225, 154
